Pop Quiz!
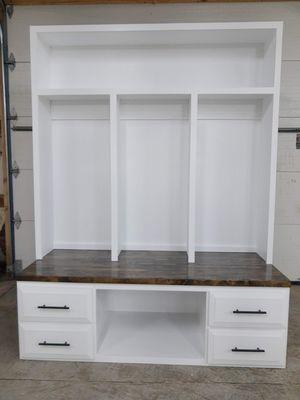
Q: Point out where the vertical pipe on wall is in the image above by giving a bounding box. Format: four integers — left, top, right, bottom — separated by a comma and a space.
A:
0, 2, 14, 271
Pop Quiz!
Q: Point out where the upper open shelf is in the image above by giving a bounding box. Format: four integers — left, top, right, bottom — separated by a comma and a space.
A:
31, 22, 281, 92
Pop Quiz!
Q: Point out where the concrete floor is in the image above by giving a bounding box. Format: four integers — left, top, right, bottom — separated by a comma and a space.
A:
0, 284, 299, 400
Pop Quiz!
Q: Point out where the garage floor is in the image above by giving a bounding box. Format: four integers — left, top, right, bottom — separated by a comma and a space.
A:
0, 283, 299, 400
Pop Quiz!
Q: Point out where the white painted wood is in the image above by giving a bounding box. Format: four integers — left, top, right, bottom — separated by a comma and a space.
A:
16, 281, 290, 294
208, 328, 287, 368
51, 99, 109, 120
17, 282, 94, 323
6, 3, 299, 288
19, 322, 94, 361
187, 93, 198, 263
31, 25, 53, 258
95, 287, 207, 365
110, 94, 119, 261
116, 94, 191, 256
32, 97, 53, 259
52, 118, 110, 250
35, 87, 274, 97
197, 96, 264, 120
266, 24, 283, 264
119, 112, 189, 252
119, 96, 189, 120
274, 224, 300, 281
276, 172, 300, 225
32, 95, 111, 257
11, 59, 300, 119
194, 92, 281, 259
28, 23, 281, 261
16, 282, 290, 366
254, 98, 273, 261
29, 21, 279, 38
196, 116, 258, 252
96, 311, 205, 365
209, 288, 289, 329
47, 47, 267, 91
97, 288, 206, 313
29, 23, 278, 92
92, 283, 210, 292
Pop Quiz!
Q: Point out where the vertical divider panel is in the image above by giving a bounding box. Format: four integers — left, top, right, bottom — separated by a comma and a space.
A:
31, 29, 42, 260
266, 24, 283, 264
32, 93, 41, 259
187, 93, 198, 263
110, 94, 120, 261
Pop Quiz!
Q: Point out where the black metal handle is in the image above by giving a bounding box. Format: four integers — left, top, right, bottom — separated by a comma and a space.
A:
12, 126, 32, 132
38, 341, 70, 347
233, 309, 267, 315
278, 128, 300, 133
37, 305, 70, 310
232, 347, 265, 353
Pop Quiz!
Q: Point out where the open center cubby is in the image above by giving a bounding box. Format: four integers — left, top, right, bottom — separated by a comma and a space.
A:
95, 288, 207, 364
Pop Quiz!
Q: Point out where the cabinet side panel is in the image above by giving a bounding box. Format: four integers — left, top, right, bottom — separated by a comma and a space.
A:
31, 30, 53, 259
267, 25, 283, 264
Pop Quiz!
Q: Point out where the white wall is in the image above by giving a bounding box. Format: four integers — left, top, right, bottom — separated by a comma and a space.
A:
7, 2, 300, 280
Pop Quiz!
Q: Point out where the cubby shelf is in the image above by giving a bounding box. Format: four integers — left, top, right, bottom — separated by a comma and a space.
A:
95, 288, 207, 365
36, 87, 275, 97
96, 311, 206, 365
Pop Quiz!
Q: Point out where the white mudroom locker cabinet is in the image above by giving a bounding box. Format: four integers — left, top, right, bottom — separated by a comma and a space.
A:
16, 22, 290, 368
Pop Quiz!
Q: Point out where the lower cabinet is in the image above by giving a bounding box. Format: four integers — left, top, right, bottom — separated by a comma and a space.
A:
17, 282, 290, 367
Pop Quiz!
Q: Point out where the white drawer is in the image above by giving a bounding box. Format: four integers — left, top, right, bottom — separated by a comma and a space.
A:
17, 282, 94, 323
209, 288, 289, 328
19, 322, 94, 361
208, 328, 287, 367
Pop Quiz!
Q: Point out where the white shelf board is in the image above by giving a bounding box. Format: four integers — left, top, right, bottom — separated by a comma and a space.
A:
32, 21, 282, 33
96, 311, 205, 365
31, 22, 281, 48
36, 89, 192, 97
198, 87, 274, 95
35, 87, 274, 99
198, 89, 274, 102
36, 88, 110, 100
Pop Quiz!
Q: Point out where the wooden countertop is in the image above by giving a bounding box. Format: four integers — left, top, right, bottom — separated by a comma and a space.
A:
16, 250, 290, 287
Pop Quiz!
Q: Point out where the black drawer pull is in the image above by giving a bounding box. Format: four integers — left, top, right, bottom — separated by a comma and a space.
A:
233, 309, 267, 315
37, 305, 70, 310
38, 341, 70, 347
232, 347, 265, 353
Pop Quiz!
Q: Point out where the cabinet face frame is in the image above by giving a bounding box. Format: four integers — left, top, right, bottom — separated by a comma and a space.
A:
30, 22, 283, 262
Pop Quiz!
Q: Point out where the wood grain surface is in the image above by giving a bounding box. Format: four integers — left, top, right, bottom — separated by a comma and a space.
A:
16, 250, 290, 287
